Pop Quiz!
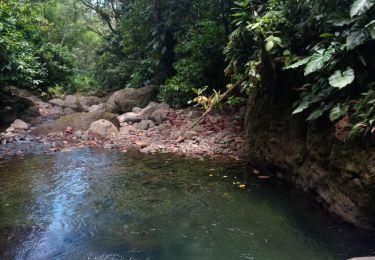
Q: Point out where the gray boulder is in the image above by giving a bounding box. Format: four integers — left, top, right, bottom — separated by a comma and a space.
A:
49, 98, 65, 107
64, 95, 81, 111
89, 103, 106, 113
106, 85, 158, 113
88, 119, 118, 140
79, 96, 102, 111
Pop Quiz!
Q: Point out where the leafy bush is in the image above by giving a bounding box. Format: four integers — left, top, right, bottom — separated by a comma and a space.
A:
0, 1, 74, 93
226, 0, 375, 138
159, 20, 226, 107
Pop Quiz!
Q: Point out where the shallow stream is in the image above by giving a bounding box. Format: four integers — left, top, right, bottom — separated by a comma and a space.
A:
0, 149, 374, 259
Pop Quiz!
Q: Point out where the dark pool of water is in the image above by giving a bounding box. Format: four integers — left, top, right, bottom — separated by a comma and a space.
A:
0, 148, 374, 259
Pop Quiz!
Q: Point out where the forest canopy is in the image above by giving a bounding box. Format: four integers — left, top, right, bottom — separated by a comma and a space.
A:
0, 0, 374, 136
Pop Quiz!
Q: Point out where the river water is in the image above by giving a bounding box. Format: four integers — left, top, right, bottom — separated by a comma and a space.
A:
0, 148, 374, 259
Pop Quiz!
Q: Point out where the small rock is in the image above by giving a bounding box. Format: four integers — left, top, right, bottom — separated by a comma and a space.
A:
182, 130, 198, 139
89, 103, 106, 113
74, 130, 83, 138
64, 95, 81, 110
135, 120, 154, 131
5, 127, 15, 133
63, 107, 75, 114
118, 112, 142, 123
132, 107, 142, 113
49, 98, 65, 107
11, 119, 29, 130
134, 141, 149, 148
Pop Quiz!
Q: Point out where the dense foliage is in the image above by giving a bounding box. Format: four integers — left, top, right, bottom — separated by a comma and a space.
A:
224, 0, 375, 137
0, 1, 74, 92
2, 0, 375, 138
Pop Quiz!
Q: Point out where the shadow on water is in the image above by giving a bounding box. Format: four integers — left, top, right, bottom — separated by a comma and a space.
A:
0, 148, 374, 259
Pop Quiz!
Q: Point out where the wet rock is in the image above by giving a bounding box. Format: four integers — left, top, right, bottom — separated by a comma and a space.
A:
106, 85, 158, 113
49, 98, 65, 107
64, 95, 81, 111
118, 112, 141, 123
132, 107, 142, 113
87, 119, 119, 140
11, 119, 29, 130
31, 112, 119, 135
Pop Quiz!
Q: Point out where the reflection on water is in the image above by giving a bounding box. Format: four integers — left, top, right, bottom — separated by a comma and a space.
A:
0, 148, 374, 259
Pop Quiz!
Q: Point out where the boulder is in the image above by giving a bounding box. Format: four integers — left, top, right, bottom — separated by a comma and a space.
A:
88, 119, 118, 140
31, 112, 119, 135
79, 96, 102, 112
105, 85, 158, 113
63, 107, 75, 114
64, 95, 81, 111
49, 98, 65, 107
89, 103, 106, 113
11, 119, 29, 130
118, 112, 142, 123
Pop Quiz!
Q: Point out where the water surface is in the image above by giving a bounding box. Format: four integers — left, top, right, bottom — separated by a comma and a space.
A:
0, 148, 374, 259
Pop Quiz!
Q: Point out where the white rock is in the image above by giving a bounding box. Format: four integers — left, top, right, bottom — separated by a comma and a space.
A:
11, 119, 29, 130
87, 119, 118, 140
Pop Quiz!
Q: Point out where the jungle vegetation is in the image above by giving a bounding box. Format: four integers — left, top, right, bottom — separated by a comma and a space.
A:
0, 0, 374, 136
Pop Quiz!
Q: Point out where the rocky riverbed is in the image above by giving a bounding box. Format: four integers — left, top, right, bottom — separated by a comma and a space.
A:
0, 86, 245, 161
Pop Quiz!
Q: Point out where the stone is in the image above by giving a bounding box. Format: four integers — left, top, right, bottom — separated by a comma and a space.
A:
64, 95, 81, 110
63, 107, 75, 114
31, 112, 119, 135
49, 98, 65, 107
105, 85, 158, 113
3, 132, 15, 139
87, 119, 119, 140
134, 120, 154, 131
139, 102, 159, 120
89, 103, 106, 113
74, 130, 83, 138
182, 130, 198, 139
11, 119, 29, 130
79, 96, 102, 108
5, 127, 15, 133
149, 103, 170, 124
118, 112, 142, 123
132, 107, 142, 113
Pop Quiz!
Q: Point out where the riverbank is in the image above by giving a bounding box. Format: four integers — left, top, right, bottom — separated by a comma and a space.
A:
0, 88, 245, 161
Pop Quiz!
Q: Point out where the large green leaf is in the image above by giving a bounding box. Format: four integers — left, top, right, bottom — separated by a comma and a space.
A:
304, 47, 335, 76
346, 27, 369, 50
328, 67, 355, 89
284, 57, 310, 70
366, 20, 375, 39
329, 104, 349, 121
350, 0, 375, 17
